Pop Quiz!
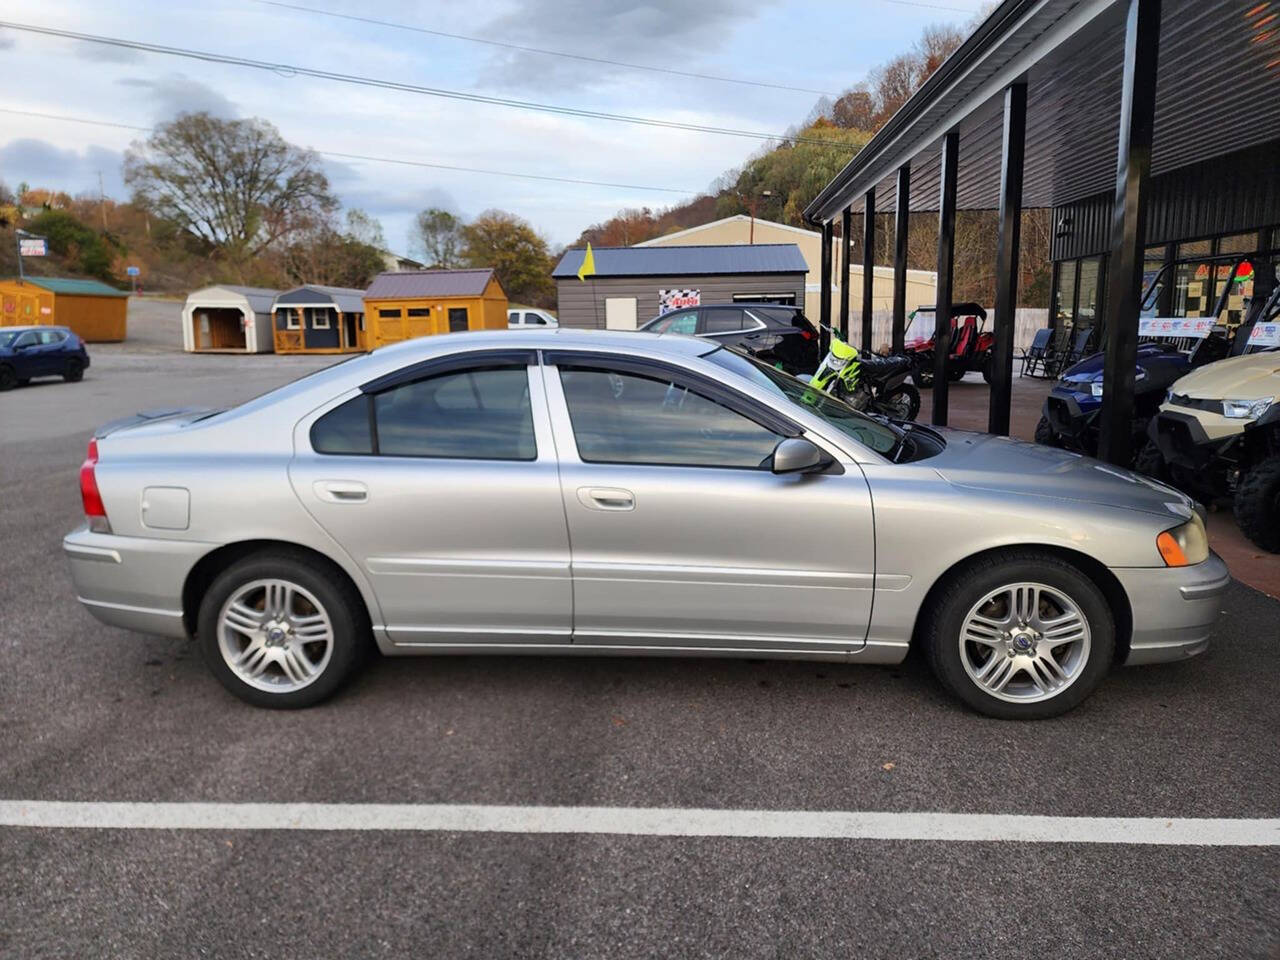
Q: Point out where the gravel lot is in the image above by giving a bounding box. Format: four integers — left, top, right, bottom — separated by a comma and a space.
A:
1, 300, 1277, 958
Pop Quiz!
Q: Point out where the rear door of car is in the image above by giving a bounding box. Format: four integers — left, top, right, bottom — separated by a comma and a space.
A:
33, 329, 68, 375
542, 349, 873, 652
290, 349, 572, 646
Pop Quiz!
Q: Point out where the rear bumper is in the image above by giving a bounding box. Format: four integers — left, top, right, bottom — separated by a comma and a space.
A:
1112, 551, 1230, 665
63, 525, 213, 639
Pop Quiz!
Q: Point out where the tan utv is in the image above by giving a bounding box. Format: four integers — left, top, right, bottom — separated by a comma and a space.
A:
1144, 349, 1280, 552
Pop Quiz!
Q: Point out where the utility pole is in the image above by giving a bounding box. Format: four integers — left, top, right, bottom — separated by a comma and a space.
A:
97, 171, 108, 230
744, 189, 772, 244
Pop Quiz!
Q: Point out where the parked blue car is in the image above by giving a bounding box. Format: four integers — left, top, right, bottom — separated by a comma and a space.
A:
1034, 336, 1228, 464
0, 325, 91, 391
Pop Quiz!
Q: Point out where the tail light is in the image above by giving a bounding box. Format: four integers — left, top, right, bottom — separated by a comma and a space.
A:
80, 438, 111, 533
799, 329, 814, 340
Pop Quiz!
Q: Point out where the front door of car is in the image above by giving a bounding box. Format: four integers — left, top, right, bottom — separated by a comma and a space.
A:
290, 351, 572, 646
10, 330, 41, 376
542, 352, 874, 652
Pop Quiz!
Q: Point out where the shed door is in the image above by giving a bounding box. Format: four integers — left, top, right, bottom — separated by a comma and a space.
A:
604, 297, 637, 330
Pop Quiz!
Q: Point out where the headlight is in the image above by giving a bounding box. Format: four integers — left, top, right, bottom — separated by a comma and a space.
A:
1221, 397, 1274, 420
1090, 381, 1104, 398
826, 353, 850, 371
1156, 515, 1209, 567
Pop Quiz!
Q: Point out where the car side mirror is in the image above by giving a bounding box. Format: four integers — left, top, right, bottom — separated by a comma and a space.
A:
771, 437, 829, 474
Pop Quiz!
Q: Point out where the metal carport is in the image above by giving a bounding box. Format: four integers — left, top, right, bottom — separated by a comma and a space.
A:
805, 0, 1280, 464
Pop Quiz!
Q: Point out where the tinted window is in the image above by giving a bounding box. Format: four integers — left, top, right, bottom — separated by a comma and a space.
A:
559, 367, 781, 469
407, 308, 431, 317
311, 396, 374, 454
13, 331, 38, 348
375, 366, 534, 459
702, 309, 747, 334
378, 309, 402, 318
37, 329, 67, 344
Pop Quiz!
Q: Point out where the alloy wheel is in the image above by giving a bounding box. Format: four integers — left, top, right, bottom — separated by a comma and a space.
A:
957, 581, 1091, 704
216, 578, 334, 693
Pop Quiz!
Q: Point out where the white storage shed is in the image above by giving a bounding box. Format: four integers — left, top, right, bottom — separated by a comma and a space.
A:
182, 285, 280, 353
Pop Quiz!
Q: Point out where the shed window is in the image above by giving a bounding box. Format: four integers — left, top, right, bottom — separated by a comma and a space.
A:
379, 309, 402, 318
285, 310, 301, 330
311, 308, 332, 330
407, 308, 431, 317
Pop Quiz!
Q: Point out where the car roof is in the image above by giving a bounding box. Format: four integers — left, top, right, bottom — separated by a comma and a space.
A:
369, 326, 714, 361
2, 325, 69, 334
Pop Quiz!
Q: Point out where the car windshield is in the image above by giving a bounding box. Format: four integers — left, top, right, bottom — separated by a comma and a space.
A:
703, 346, 903, 456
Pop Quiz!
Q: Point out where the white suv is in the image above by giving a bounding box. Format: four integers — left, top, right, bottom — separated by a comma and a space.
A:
508, 308, 558, 329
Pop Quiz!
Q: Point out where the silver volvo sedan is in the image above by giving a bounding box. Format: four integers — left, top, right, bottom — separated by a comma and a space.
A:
65, 330, 1229, 719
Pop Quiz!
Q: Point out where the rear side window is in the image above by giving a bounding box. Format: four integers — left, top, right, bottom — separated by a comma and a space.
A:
558, 367, 781, 469
38, 330, 67, 345
701, 309, 747, 334
313, 366, 536, 460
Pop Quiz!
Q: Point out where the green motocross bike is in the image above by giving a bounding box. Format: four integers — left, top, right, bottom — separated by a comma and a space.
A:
806, 335, 922, 421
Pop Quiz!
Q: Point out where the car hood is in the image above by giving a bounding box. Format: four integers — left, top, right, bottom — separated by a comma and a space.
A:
924, 427, 1195, 520
1168, 350, 1280, 400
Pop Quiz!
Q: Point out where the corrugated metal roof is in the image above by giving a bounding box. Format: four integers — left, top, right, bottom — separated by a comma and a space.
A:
274, 284, 366, 314
552, 244, 808, 279
19, 277, 129, 297
364, 269, 495, 300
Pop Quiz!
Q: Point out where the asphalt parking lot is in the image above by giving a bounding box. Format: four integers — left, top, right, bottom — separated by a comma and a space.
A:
1, 302, 1277, 958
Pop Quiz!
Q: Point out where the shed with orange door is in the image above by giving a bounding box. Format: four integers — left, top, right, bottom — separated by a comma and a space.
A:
362, 269, 507, 348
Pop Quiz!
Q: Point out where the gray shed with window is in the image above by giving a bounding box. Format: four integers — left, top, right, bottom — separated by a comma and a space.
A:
271, 284, 367, 354
552, 244, 808, 330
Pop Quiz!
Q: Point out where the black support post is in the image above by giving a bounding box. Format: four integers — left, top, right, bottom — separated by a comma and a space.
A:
820, 220, 834, 355
892, 165, 910, 353
1156, 241, 1176, 317
862, 189, 876, 352
1098, 0, 1161, 467
932, 130, 959, 428
989, 84, 1027, 436
839, 207, 852, 342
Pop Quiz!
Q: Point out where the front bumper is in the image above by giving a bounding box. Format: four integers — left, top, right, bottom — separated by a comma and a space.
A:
1112, 551, 1230, 665
1044, 391, 1095, 440
64, 525, 214, 639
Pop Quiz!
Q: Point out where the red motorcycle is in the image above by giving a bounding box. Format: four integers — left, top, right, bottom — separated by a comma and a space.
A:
903, 303, 994, 387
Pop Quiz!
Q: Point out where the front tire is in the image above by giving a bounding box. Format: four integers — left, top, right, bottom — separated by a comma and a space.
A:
197, 552, 369, 708
878, 384, 921, 421
1034, 415, 1060, 448
922, 552, 1115, 720
1134, 441, 1169, 483
1234, 455, 1280, 553
981, 354, 995, 385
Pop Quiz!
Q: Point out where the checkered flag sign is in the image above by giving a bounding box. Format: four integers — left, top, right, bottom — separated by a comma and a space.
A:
658, 289, 701, 315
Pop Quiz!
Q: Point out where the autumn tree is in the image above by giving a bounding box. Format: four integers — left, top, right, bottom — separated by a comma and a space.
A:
412, 208, 463, 268
281, 209, 388, 289
124, 112, 336, 278
460, 210, 553, 307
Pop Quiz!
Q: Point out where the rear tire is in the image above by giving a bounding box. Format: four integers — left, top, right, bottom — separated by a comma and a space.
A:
878, 384, 921, 421
1034, 416, 1060, 448
63, 357, 85, 382
922, 551, 1115, 720
197, 551, 369, 708
948, 367, 966, 382
982, 354, 994, 385
0, 365, 15, 391
1233, 455, 1280, 553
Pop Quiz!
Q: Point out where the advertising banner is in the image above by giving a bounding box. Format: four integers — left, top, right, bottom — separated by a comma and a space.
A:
1137, 316, 1215, 339
18, 238, 47, 257
658, 288, 700, 315
1247, 322, 1280, 348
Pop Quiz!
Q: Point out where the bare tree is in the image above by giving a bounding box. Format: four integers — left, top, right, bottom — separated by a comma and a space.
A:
124, 112, 336, 276
411, 208, 463, 268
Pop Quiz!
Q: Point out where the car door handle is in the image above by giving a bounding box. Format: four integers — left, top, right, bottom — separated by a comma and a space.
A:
314, 480, 368, 503
577, 486, 635, 511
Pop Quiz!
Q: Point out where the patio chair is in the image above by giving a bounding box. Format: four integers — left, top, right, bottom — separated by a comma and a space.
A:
1019, 327, 1053, 378
1063, 326, 1095, 368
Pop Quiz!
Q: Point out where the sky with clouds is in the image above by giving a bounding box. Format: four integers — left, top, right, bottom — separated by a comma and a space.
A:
0, 0, 986, 254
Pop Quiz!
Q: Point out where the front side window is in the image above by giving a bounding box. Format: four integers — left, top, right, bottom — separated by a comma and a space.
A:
311, 365, 535, 459
558, 366, 782, 469
13, 331, 38, 348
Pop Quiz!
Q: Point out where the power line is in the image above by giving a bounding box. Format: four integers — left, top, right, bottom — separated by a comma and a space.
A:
879, 0, 982, 11
0, 108, 703, 195
0, 21, 856, 149
252, 0, 837, 97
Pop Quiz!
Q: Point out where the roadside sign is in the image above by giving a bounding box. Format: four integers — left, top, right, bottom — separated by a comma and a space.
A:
1248, 322, 1280, 348
658, 288, 700, 315
126, 266, 140, 277
18, 238, 47, 257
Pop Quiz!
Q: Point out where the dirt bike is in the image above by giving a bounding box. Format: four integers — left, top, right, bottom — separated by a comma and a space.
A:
806, 334, 922, 421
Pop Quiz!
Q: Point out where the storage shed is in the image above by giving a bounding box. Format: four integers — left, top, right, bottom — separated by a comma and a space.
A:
552, 244, 808, 330
363, 269, 508, 348
182, 285, 279, 353
271, 285, 367, 354
0, 277, 129, 341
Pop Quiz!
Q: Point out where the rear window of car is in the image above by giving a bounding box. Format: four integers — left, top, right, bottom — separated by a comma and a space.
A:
311, 366, 535, 460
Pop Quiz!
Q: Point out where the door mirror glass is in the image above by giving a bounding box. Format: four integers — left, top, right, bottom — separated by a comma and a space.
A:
771, 437, 826, 474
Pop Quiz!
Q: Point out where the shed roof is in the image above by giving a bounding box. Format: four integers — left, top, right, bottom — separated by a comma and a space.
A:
364, 269, 496, 300
15, 277, 129, 297
274, 284, 366, 314
552, 244, 808, 279
186, 285, 281, 314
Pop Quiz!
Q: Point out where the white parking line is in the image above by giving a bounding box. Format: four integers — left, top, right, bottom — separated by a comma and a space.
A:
2, 801, 1277, 845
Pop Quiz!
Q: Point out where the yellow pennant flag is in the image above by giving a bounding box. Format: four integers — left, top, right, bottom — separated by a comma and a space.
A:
577, 242, 596, 282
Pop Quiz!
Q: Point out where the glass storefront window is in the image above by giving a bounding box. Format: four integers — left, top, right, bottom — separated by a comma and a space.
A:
1077, 259, 1102, 327
1054, 262, 1076, 326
